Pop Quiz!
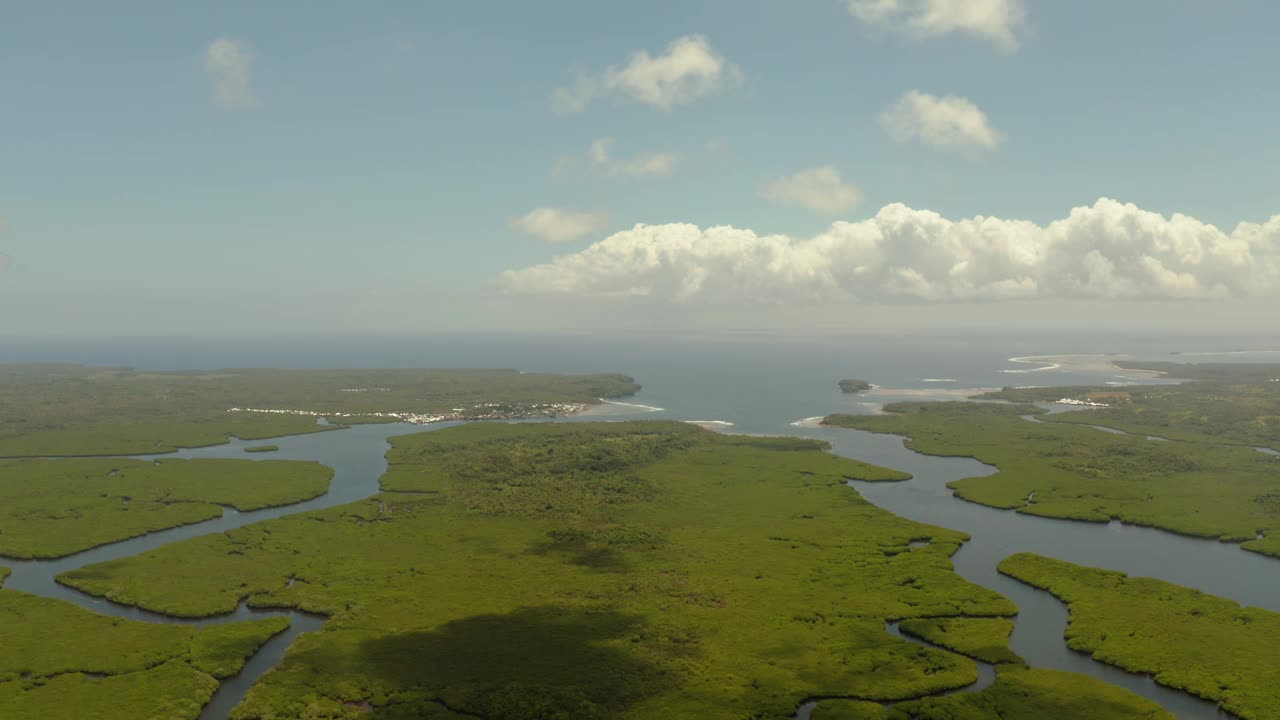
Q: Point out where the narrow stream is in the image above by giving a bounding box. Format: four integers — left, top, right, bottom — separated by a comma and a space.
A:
0, 422, 438, 719
792, 622, 998, 719
811, 421, 1254, 719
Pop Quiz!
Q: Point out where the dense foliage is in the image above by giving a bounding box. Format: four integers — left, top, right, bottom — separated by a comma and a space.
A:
0, 586, 287, 718
0, 458, 333, 558
982, 361, 1280, 449
891, 667, 1172, 719
244, 445, 280, 453
824, 401, 1280, 558
896, 617, 1022, 665
62, 422, 1025, 719
1000, 553, 1280, 719
811, 699, 889, 719
839, 379, 873, 394
0, 364, 641, 456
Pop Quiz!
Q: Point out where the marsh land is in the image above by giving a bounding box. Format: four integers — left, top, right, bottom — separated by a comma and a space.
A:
3, 354, 1279, 719
0, 364, 639, 456
824, 365, 1280, 558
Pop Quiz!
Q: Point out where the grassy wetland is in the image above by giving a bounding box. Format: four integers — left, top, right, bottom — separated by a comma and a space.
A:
0, 457, 334, 559
982, 361, 1280, 449
0, 364, 640, 457
823, 399, 1280, 558
813, 669, 1176, 719
58, 421, 1046, 719
0, 581, 288, 720
1000, 553, 1280, 719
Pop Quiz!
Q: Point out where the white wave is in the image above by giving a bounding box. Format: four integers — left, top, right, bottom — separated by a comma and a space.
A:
684, 420, 736, 427
921, 378, 957, 383
599, 399, 666, 412
789, 416, 827, 428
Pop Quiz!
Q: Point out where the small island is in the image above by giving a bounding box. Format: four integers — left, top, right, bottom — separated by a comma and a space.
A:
244, 445, 279, 453
839, 378, 872, 394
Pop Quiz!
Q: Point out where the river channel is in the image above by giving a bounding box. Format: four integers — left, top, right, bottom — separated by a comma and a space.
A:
4, 379, 1274, 718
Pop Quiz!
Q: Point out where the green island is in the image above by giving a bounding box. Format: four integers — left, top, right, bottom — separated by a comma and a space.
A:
244, 445, 280, 453
839, 379, 873, 394
823, 399, 1280, 558
0, 364, 640, 457
896, 617, 1022, 666
0, 568, 288, 720
0, 457, 334, 559
1000, 553, 1280, 719
55, 420, 1069, 719
982, 361, 1280, 449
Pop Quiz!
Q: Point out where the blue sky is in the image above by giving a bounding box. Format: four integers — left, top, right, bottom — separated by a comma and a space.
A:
2, 1, 1278, 334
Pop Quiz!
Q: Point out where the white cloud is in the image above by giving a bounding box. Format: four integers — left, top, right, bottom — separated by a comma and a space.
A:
501, 200, 1280, 303
589, 138, 615, 167
760, 167, 864, 214
509, 208, 611, 244
555, 138, 680, 179
551, 35, 742, 114
551, 71, 598, 115
204, 37, 256, 110
881, 91, 1002, 151
849, 0, 1028, 51
616, 152, 680, 178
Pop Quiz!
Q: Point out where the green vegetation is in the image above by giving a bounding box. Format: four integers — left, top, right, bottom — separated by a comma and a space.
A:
892, 667, 1173, 719
839, 379, 873, 394
811, 699, 889, 719
0, 661, 218, 720
63, 421, 1032, 719
823, 402, 1280, 558
1000, 553, 1280, 720
0, 586, 287, 718
0, 589, 287, 681
191, 617, 293, 678
896, 617, 1022, 665
244, 445, 279, 453
0, 458, 334, 559
983, 361, 1280, 449
0, 364, 641, 456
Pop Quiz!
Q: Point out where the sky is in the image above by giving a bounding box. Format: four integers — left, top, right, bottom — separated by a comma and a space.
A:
2, 1, 1279, 336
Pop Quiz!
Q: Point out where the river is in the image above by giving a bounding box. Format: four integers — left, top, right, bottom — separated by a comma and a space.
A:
3, 335, 1277, 718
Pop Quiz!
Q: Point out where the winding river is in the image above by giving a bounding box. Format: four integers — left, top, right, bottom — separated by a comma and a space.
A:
3, 401, 1272, 718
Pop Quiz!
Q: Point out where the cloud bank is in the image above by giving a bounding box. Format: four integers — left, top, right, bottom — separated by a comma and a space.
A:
849, 0, 1028, 51
552, 35, 742, 114
501, 200, 1280, 303
205, 37, 256, 110
510, 208, 611, 244
881, 91, 1002, 150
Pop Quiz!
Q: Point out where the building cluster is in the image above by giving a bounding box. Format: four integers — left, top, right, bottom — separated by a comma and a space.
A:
1054, 398, 1110, 407
227, 401, 588, 425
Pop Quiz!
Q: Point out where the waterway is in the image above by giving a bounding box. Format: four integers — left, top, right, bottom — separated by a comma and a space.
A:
3, 337, 1277, 718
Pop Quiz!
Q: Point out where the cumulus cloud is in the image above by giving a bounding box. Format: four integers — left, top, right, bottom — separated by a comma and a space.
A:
881, 91, 1002, 151
205, 36, 256, 110
500, 200, 1280, 304
760, 167, 863, 214
509, 208, 611, 244
551, 35, 742, 114
554, 138, 681, 179
849, 0, 1028, 51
